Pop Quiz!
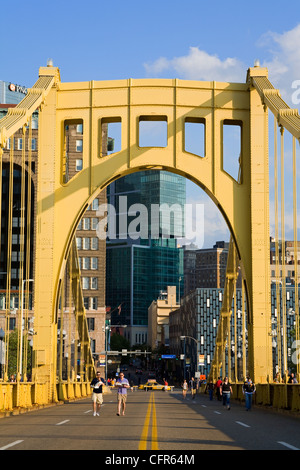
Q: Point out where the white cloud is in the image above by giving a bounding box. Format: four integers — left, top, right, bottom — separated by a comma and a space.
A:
258, 24, 300, 106
144, 46, 245, 83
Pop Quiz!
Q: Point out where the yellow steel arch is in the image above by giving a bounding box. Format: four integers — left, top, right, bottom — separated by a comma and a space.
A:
0, 64, 273, 400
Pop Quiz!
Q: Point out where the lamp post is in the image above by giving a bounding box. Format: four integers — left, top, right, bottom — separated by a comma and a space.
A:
104, 323, 127, 382
180, 335, 199, 379
0, 327, 5, 380
19, 279, 34, 378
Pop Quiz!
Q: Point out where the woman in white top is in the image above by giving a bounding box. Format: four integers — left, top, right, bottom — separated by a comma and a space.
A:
182, 379, 188, 399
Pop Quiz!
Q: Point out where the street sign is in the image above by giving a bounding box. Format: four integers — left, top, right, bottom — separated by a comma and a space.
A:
161, 355, 176, 359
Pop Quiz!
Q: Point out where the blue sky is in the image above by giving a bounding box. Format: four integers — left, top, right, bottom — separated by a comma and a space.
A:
2, 0, 300, 247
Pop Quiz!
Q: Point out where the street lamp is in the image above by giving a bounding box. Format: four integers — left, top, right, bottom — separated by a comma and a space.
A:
103, 323, 127, 382
180, 335, 199, 379
19, 279, 34, 378
0, 327, 5, 380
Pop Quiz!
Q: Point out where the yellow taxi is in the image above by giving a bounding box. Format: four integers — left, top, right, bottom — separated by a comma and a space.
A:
138, 379, 172, 391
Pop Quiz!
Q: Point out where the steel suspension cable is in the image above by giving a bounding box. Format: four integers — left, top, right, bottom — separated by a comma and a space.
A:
274, 117, 282, 377
280, 127, 287, 375
292, 137, 300, 380
24, 118, 33, 380
18, 126, 27, 378
4, 136, 14, 380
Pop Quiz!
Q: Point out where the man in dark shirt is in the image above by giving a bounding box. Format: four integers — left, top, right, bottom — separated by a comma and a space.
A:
90, 372, 105, 416
242, 378, 256, 411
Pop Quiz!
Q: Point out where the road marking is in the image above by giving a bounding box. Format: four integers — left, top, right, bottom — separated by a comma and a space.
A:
139, 392, 158, 450
236, 421, 250, 428
214, 411, 221, 415
85, 410, 92, 414
201, 405, 207, 408
151, 394, 158, 450
56, 420, 70, 426
0, 440, 24, 450
278, 441, 299, 450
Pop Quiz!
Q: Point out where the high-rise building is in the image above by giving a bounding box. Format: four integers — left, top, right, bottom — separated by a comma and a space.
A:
106, 171, 185, 346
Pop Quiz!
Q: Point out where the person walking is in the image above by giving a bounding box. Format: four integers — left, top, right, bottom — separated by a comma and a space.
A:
206, 379, 214, 401
215, 377, 222, 401
190, 377, 198, 399
243, 377, 256, 411
182, 379, 188, 399
115, 372, 130, 416
90, 372, 105, 416
220, 377, 232, 410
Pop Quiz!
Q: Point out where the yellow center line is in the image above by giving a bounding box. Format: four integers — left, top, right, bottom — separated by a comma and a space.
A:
139, 392, 159, 450
151, 393, 158, 450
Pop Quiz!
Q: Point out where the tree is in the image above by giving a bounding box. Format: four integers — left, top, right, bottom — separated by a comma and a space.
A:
6, 329, 32, 379
110, 332, 130, 352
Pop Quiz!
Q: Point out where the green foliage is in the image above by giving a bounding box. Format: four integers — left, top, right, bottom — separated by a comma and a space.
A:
110, 332, 130, 352
6, 329, 32, 378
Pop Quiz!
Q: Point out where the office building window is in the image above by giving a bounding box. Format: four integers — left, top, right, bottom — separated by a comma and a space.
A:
76, 237, 82, 250
17, 138, 23, 150
30, 138, 37, 151
82, 257, 89, 270
82, 277, 89, 290
87, 318, 95, 331
76, 124, 83, 134
76, 159, 83, 171
91, 277, 98, 290
92, 199, 99, 210
76, 139, 83, 152
92, 218, 98, 230
83, 218, 90, 230
91, 297, 98, 310
91, 237, 98, 250
91, 257, 98, 270
83, 238, 90, 250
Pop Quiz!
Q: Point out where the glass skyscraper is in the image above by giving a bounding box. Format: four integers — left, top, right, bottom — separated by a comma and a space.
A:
106, 170, 185, 346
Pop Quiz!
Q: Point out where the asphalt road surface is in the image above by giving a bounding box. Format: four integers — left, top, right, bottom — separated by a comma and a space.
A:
0, 388, 299, 452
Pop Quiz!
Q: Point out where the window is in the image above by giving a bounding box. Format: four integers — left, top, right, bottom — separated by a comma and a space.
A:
83, 238, 90, 250
91, 277, 98, 290
76, 159, 83, 171
17, 138, 23, 150
30, 138, 37, 151
76, 237, 82, 250
91, 257, 98, 270
87, 318, 95, 331
77, 124, 83, 134
83, 218, 90, 230
82, 257, 89, 270
92, 218, 98, 230
83, 297, 89, 309
76, 139, 83, 152
82, 277, 89, 290
92, 199, 99, 211
91, 237, 98, 250
91, 297, 98, 310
